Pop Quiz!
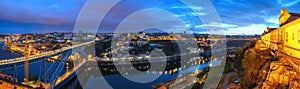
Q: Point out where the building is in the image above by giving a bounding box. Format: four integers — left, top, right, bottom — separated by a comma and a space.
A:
260, 8, 300, 59
63, 33, 73, 40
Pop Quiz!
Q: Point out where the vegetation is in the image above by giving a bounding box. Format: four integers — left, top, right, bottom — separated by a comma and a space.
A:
222, 58, 235, 74
215, 40, 277, 88
242, 49, 259, 87
95, 41, 111, 57
224, 40, 274, 88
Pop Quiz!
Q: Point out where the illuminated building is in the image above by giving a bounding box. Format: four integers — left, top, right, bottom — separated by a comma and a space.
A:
261, 8, 300, 59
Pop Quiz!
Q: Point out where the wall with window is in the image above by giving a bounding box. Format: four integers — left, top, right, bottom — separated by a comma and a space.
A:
282, 21, 300, 58
298, 30, 300, 43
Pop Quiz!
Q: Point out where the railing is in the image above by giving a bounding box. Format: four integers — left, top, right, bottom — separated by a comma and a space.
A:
0, 41, 94, 65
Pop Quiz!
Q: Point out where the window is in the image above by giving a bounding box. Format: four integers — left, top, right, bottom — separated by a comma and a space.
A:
298, 30, 300, 42
280, 31, 283, 42
286, 32, 288, 42
293, 33, 295, 40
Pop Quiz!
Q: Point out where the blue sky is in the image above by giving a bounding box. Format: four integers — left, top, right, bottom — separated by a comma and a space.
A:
0, 0, 300, 35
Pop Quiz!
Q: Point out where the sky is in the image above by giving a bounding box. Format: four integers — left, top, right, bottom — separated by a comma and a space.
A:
0, 0, 300, 35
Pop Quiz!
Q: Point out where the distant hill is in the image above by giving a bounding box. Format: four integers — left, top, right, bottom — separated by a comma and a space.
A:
142, 28, 168, 33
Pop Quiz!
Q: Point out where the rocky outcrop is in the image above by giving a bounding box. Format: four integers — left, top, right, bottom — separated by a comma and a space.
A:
228, 40, 300, 89
262, 58, 300, 89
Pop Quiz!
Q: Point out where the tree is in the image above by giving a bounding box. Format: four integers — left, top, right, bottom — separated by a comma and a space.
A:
234, 47, 244, 58
242, 48, 259, 87
242, 49, 257, 70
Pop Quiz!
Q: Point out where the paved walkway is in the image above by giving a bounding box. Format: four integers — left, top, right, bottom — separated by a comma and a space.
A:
231, 61, 238, 72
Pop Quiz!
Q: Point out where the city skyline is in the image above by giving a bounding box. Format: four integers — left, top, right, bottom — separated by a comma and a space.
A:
1, 0, 300, 35
1, 1, 300, 89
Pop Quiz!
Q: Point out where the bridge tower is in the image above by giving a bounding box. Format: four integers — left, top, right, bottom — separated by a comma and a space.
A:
24, 34, 30, 82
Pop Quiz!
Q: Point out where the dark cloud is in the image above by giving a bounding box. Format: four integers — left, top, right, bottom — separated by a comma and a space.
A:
0, 0, 85, 33
0, 0, 85, 25
1, 0, 300, 34
211, 0, 280, 26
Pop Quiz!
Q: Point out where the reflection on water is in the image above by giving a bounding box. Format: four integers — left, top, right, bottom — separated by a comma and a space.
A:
63, 60, 222, 89
0, 40, 223, 89
0, 43, 69, 83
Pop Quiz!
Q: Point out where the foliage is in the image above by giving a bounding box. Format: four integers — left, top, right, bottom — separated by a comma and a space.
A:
95, 41, 111, 56
242, 49, 257, 70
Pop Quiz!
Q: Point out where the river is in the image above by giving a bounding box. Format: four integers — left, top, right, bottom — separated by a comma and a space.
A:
62, 60, 222, 89
0, 42, 68, 83
0, 41, 223, 89
0, 42, 23, 60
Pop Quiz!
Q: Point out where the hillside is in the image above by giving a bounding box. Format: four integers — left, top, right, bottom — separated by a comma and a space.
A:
225, 40, 300, 89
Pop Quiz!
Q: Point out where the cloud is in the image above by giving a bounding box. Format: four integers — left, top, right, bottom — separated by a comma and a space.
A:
264, 16, 279, 26
171, 5, 204, 11
172, 5, 207, 17
224, 24, 267, 35
195, 22, 238, 28
264, 17, 278, 24
191, 12, 208, 16
175, 12, 207, 17
111, 8, 190, 33
281, 0, 300, 7
211, 0, 281, 26
0, 0, 85, 25
0, 20, 74, 34
1, 0, 300, 34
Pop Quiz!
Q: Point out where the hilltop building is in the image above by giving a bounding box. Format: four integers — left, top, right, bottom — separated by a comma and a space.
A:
261, 8, 300, 59
260, 8, 300, 89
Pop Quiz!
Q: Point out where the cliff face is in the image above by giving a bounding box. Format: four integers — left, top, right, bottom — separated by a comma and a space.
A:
262, 57, 300, 88
240, 41, 273, 88
237, 40, 300, 89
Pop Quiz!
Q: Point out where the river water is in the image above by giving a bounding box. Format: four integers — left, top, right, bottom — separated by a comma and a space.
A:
0, 42, 23, 59
0, 41, 223, 89
63, 60, 222, 89
0, 42, 68, 83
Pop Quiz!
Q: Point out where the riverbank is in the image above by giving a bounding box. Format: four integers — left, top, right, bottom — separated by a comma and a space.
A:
0, 42, 23, 60
151, 59, 223, 89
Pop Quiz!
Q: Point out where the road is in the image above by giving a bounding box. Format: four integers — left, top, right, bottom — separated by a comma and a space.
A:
231, 60, 238, 72
220, 60, 238, 89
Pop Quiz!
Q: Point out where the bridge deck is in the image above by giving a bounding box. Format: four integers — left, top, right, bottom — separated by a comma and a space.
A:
0, 41, 94, 66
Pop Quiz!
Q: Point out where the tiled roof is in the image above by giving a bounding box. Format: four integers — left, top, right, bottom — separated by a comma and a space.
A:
281, 12, 300, 26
